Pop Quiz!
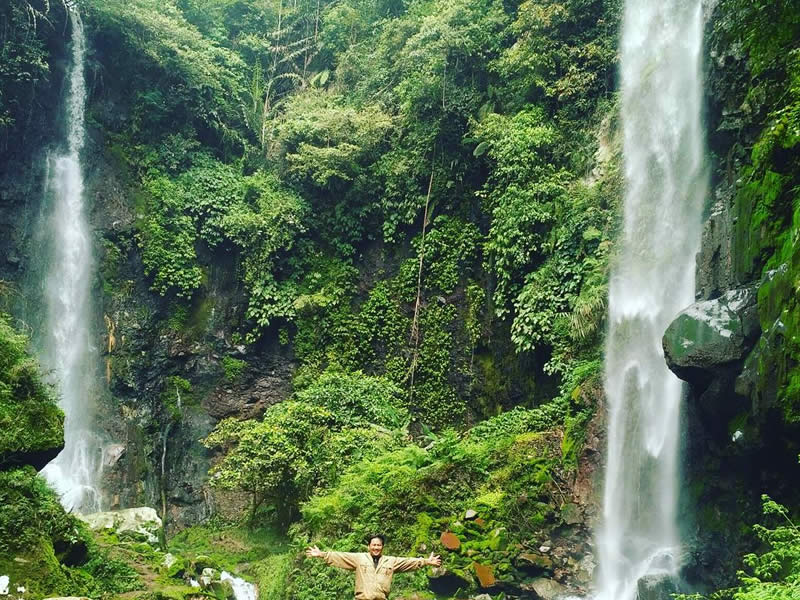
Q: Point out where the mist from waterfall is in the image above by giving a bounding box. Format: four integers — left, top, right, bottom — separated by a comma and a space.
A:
596, 0, 708, 599
38, 9, 103, 514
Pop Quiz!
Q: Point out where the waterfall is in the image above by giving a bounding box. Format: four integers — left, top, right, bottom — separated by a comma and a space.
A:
221, 572, 259, 600
38, 8, 103, 513
596, 0, 708, 599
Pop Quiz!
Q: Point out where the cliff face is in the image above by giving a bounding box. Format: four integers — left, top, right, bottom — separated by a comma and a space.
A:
661, 2, 800, 591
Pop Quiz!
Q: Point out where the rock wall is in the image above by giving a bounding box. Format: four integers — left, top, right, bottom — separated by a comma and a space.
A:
661, 5, 800, 591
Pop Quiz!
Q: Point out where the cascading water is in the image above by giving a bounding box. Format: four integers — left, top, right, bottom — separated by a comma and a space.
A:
596, 1, 708, 599
221, 572, 259, 600
37, 8, 103, 513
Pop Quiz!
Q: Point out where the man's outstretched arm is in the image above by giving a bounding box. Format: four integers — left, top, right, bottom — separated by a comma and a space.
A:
391, 552, 442, 572
305, 545, 360, 570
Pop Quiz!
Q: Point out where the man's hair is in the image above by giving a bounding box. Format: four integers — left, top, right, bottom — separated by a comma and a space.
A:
366, 533, 386, 545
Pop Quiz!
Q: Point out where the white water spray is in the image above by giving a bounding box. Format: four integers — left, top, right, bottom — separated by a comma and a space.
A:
221, 572, 259, 600
38, 9, 103, 513
596, 1, 708, 599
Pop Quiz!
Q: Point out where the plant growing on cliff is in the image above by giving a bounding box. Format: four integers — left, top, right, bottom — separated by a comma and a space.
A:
676, 491, 800, 600
204, 371, 405, 524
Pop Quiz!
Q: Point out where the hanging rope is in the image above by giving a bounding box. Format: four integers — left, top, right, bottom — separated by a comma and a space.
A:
408, 152, 436, 399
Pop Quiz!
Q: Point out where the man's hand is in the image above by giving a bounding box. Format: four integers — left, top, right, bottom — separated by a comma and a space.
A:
425, 552, 442, 567
306, 545, 324, 559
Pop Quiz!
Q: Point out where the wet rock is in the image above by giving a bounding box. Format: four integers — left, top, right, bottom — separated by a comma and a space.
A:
576, 554, 595, 585
514, 552, 554, 574
636, 573, 678, 600
428, 567, 471, 596
162, 553, 177, 568
696, 189, 736, 300
194, 555, 217, 573
663, 286, 759, 385
560, 503, 583, 525
523, 577, 569, 600
205, 363, 293, 421
78, 506, 162, 545
735, 314, 784, 415
102, 443, 125, 467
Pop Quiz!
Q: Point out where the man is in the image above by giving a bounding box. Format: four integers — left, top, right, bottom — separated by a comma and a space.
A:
306, 533, 442, 600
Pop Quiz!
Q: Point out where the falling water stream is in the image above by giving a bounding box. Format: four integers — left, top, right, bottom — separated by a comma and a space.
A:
37, 8, 103, 514
595, 0, 709, 599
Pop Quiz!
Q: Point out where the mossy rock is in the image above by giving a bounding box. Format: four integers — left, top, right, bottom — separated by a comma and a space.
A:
0, 318, 64, 471
193, 555, 217, 573
0, 539, 70, 598
207, 580, 235, 600
165, 556, 189, 579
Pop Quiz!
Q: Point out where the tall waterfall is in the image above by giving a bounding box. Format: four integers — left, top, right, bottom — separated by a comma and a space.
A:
596, 0, 708, 599
38, 9, 102, 513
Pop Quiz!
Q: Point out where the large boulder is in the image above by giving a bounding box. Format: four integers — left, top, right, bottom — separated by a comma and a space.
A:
524, 577, 570, 600
662, 286, 759, 385
0, 320, 65, 472
77, 506, 162, 544
636, 573, 679, 600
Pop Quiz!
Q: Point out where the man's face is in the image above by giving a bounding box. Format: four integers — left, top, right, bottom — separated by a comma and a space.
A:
368, 537, 384, 557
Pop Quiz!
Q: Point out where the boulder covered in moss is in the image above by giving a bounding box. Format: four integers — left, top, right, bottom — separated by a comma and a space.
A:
0, 317, 64, 471
662, 286, 759, 385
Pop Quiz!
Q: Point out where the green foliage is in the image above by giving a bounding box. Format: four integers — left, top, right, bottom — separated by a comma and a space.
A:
475, 107, 564, 318
204, 402, 337, 520
222, 356, 247, 382
0, 0, 55, 145
493, 0, 620, 115
81, 552, 142, 594
273, 91, 392, 188
678, 493, 800, 600
0, 315, 63, 463
716, 0, 800, 77
161, 375, 192, 421
0, 467, 141, 598
466, 402, 568, 442
222, 170, 308, 339
720, 2, 800, 423
204, 370, 407, 521
169, 523, 288, 572
288, 406, 570, 597
139, 175, 203, 297
136, 155, 308, 340
396, 216, 481, 299
86, 0, 246, 146
253, 552, 293, 600
0, 467, 82, 555
294, 370, 408, 429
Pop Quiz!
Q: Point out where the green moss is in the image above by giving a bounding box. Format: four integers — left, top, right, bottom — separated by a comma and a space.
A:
0, 538, 69, 598
168, 524, 288, 572
253, 552, 293, 600
222, 356, 247, 382
187, 293, 216, 338
0, 316, 63, 464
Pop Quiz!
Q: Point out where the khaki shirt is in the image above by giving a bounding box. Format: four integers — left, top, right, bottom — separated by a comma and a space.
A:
323, 551, 427, 600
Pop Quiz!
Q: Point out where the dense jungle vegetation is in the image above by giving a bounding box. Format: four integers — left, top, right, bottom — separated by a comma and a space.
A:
0, 0, 798, 598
